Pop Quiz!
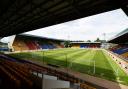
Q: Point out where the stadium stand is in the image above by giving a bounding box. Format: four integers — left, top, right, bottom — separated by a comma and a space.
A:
108, 28, 128, 73
10, 34, 64, 51
49, 41, 62, 48
0, 42, 8, 51
121, 52, 128, 58
71, 42, 101, 48
25, 41, 38, 50
110, 45, 128, 54
12, 39, 29, 51
109, 28, 128, 59
109, 45, 128, 59
0, 0, 127, 89
0, 59, 33, 89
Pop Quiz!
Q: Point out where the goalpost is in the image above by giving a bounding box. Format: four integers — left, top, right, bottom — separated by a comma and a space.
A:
31, 51, 96, 75
68, 58, 96, 75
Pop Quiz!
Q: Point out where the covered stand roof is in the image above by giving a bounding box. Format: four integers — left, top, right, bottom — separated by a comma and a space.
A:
108, 28, 128, 43
16, 34, 65, 42
71, 42, 101, 44
0, 0, 127, 37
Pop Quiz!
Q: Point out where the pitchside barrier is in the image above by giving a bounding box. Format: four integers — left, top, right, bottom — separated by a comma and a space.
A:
68, 59, 96, 75
30, 63, 105, 89
5, 48, 64, 54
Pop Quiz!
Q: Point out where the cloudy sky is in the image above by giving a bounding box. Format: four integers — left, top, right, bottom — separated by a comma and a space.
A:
1, 9, 128, 43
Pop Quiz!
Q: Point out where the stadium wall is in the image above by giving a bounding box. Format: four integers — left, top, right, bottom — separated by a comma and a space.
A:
8, 35, 16, 51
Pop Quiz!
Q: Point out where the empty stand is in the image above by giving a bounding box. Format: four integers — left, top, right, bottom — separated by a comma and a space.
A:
12, 39, 29, 51
12, 35, 63, 51
0, 60, 34, 89
25, 41, 37, 50
110, 45, 128, 58
121, 52, 128, 58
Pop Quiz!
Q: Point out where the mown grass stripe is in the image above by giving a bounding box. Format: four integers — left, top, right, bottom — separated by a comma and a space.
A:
9, 48, 128, 85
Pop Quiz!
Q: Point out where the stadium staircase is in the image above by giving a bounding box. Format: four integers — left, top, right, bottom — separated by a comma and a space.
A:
49, 41, 61, 48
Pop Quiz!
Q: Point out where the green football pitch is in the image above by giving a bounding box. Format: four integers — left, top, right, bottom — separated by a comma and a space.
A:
9, 48, 128, 85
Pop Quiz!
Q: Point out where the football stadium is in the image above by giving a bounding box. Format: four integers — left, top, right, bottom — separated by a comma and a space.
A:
0, 0, 128, 89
